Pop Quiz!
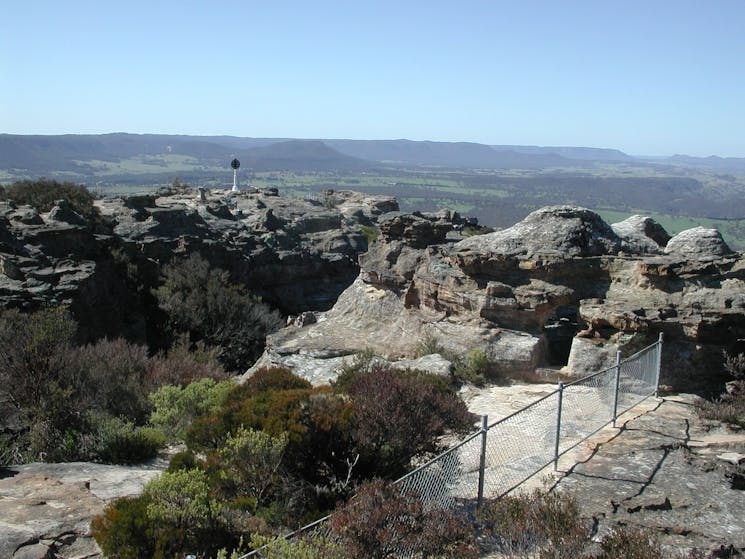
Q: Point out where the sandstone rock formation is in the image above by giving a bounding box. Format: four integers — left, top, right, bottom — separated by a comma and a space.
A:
0, 188, 396, 344
0, 461, 164, 559
249, 205, 745, 392
553, 394, 745, 554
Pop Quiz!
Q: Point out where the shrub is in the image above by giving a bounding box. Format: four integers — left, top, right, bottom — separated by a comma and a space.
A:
167, 449, 203, 473
186, 369, 359, 518
475, 489, 588, 558
596, 526, 664, 559
145, 469, 233, 558
454, 348, 490, 386
93, 418, 165, 465
724, 351, 745, 380
0, 307, 77, 412
149, 378, 234, 441
359, 225, 379, 245
416, 332, 448, 358
417, 334, 491, 386
695, 394, 745, 429
330, 479, 479, 559
145, 335, 226, 390
695, 350, 745, 429
91, 494, 156, 559
339, 365, 476, 478
247, 533, 339, 559
241, 366, 312, 394
209, 426, 288, 510
153, 254, 283, 372
93, 469, 234, 559
3, 178, 97, 220
72, 338, 152, 424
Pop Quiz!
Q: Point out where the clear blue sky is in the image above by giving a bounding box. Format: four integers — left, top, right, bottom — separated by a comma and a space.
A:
2, 0, 744, 156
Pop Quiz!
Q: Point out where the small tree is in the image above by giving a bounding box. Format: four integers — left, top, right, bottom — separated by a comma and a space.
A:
211, 426, 288, 510
153, 254, 283, 372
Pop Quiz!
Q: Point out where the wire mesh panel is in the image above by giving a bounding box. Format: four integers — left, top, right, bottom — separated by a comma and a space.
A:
559, 367, 616, 454
481, 391, 560, 498
397, 432, 482, 509
616, 342, 660, 412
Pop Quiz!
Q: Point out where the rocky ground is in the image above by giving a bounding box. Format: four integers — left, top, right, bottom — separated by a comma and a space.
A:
0, 460, 165, 559
552, 394, 745, 555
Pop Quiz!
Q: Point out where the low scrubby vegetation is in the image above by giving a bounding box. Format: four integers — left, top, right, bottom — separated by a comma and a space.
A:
417, 332, 492, 386
91, 365, 478, 558
1, 178, 98, 220
696, 351, 745, 428
0, 307, 226, 466
154, 254, 284, 373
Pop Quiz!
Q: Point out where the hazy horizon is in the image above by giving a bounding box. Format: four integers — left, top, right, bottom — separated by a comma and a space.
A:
3, 1, 745, 158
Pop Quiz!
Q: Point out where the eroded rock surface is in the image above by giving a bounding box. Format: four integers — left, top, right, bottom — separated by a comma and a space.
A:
552, 395, 745, 554
250, 205, 744, 392
0, 188, 397, 343
0, 461, 164, 559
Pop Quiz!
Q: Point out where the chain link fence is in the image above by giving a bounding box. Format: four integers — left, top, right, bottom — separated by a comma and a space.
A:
243, 334, 663, 557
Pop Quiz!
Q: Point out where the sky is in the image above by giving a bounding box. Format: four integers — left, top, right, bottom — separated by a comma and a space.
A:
2, 0, 745, 157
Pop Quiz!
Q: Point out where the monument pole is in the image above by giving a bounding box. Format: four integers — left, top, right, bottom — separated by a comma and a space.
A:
231, 158, 240, 191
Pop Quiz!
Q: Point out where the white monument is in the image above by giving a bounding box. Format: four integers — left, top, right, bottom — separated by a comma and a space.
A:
231, 158, 240, 191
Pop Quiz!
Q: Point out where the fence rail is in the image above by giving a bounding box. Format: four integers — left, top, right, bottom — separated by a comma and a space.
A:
244, 333, 663, 557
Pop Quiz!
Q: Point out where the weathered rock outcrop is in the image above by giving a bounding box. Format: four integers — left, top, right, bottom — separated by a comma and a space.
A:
250, 205, 745, 392
0, 461, 164, 559
0, 188, 397, 343
554, 395, 745, 554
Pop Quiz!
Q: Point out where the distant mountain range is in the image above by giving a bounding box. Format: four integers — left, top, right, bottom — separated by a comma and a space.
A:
2, 133, 745, 176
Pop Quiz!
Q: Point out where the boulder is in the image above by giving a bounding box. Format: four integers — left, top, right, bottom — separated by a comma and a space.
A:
612, 215, 670, 254
455, 206, 623, 259
665, 227, 733, 259
46, 199, 87, 226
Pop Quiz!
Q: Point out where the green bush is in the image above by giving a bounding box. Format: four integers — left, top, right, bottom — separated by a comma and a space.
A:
93, 469, 235, 559
153, 254, 283, 372
149, 378, 234, 441
454, 348, 490, 386
209, 426, 288, 511
94, 418, 165, 465
3, 178, 97, 220
247, 533, 339, 559
186, 369, 358, 519
416, 334, 491, 385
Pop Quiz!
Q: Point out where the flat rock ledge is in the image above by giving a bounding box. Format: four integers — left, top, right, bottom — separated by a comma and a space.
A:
551, 395, 745, 555
0, 461, 164, 559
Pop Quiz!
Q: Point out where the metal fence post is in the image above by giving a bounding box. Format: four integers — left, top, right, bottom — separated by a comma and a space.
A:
477, 415, 488, 507
654, 332, 664, 397
553, 382, 564, 471
611, 351, 622, 427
